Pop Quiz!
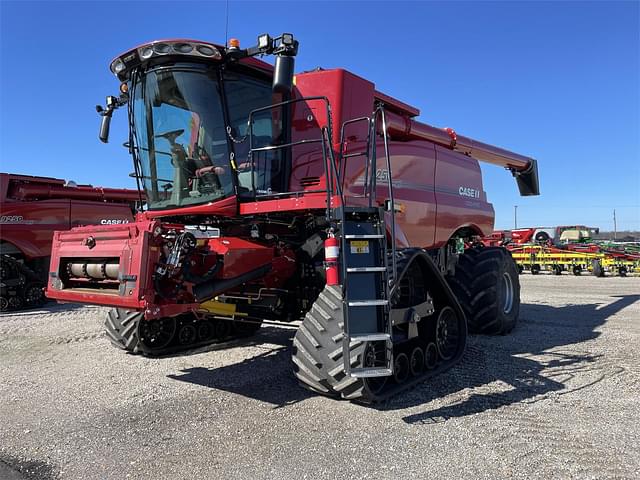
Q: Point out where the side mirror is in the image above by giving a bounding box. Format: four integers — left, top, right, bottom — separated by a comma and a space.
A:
96, 95, 125, 144
99, 113, 112, 143
272, 55, 295, 95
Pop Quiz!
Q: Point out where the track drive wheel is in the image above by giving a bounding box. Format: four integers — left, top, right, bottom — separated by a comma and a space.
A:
24, 282, 46, 307
447, 247, 520, 335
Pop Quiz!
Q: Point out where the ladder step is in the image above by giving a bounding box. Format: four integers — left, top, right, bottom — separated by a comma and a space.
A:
349, 333, 391, 342
350, 367, 393, 378
348, 300, 388, 307
344, 234, 384, 239
346, 267, 387, 273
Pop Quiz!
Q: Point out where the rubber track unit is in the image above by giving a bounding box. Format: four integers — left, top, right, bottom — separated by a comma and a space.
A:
0, 254, 46, 312
104, 308, 262, 356
446, 246, 520, 335
292, 248, 467, 403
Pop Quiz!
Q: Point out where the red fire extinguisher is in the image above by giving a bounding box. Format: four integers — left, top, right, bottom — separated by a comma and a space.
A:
324, 233, 340, 286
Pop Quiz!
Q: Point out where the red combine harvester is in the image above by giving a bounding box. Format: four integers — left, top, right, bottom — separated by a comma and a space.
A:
46, 34, 539, 402
0, 173, 140, 310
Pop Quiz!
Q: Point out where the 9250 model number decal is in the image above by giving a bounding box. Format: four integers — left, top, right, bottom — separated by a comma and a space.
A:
0, 215, 24, 223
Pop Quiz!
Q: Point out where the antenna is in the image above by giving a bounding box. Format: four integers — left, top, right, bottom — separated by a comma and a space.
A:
224, 0, 230, 48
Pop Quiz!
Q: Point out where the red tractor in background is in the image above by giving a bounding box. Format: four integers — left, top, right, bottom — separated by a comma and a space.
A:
0, 173, 140, 310
46, 33, 539, 402
488, 225, 599, 247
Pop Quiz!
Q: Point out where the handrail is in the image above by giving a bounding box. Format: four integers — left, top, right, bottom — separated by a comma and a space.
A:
246, 96, 341, 217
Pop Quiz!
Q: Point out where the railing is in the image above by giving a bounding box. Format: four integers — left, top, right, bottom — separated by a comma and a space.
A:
244, 97, 397, 281
245, 96, 342, 219
338, 105, 398, 284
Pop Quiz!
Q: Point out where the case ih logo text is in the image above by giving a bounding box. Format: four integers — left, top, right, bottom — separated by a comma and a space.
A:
100, 219, 130, 225
459, 187, 480, 198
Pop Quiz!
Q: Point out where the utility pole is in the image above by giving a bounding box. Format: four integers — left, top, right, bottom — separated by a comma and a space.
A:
613, 209, 617, 240
514, 205, 518, 229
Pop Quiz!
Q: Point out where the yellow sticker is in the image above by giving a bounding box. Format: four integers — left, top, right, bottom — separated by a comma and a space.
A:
350, 240, 370, 254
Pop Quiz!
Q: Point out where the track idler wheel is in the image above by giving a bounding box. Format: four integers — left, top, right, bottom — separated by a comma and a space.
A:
213, 319, 232, 339
177, 322, 197, 346
8, 295, 23, 310
363, 342, 388, 395
393, 353, 410, 384
139, 317, 177, 351
424, 343, 438, 370
409, 347, 425, 376
196, 320, 214, 341
435, 306, 460, 361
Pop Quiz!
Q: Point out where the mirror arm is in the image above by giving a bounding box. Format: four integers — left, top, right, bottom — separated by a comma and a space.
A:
96, 94, 128, 143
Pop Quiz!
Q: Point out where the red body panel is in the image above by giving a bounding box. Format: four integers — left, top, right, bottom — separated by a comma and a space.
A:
0, 173, 139, 260
206, 237, 273, 278
47, 221, 157, 310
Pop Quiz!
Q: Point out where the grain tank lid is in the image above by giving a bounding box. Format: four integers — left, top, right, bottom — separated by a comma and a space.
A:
374, 90, 420, 118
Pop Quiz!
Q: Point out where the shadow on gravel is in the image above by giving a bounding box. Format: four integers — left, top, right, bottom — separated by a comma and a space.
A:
166, 295, 639, 414
399, 294, 640, 424
155, 325, 294, 359
0, 301, 88, 317
0, 454, 57, 480
168, 326, 313, 407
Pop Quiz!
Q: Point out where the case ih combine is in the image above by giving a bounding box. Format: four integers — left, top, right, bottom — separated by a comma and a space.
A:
46, 33, 539, 402
0, 173, 140, 310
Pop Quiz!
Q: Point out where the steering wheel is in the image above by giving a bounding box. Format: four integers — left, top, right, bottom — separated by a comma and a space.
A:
196, 166, 226, 178
155, 129, 185, 145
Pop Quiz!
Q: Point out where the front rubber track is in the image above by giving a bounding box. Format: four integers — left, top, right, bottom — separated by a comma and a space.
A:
105, 308, 262, 356
447, 246, 520, 335
292, 249, 467, 403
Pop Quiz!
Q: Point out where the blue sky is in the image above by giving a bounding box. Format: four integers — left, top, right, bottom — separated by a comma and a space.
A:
1, 1, 638, 230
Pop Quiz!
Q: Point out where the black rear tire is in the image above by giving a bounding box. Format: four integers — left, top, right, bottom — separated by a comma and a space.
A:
535, 231, 550, 243
447, 247, 520, 335
592, 260, 604, 278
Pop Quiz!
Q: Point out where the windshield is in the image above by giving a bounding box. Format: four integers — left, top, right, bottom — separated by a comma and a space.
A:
132, 67, 233, 210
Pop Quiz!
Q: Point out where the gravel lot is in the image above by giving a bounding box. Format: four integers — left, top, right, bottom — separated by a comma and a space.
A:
1, 274, 639, 479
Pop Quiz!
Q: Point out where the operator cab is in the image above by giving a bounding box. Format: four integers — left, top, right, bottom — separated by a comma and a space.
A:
98, 35, 298, 212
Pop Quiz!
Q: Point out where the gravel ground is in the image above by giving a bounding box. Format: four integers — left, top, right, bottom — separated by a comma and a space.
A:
1, 274, 639, 479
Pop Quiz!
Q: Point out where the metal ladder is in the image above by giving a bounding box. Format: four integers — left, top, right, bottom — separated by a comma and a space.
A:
338, 106, 396, 378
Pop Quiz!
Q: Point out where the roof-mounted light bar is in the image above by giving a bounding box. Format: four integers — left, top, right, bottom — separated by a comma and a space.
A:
109, 40, 223, 80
